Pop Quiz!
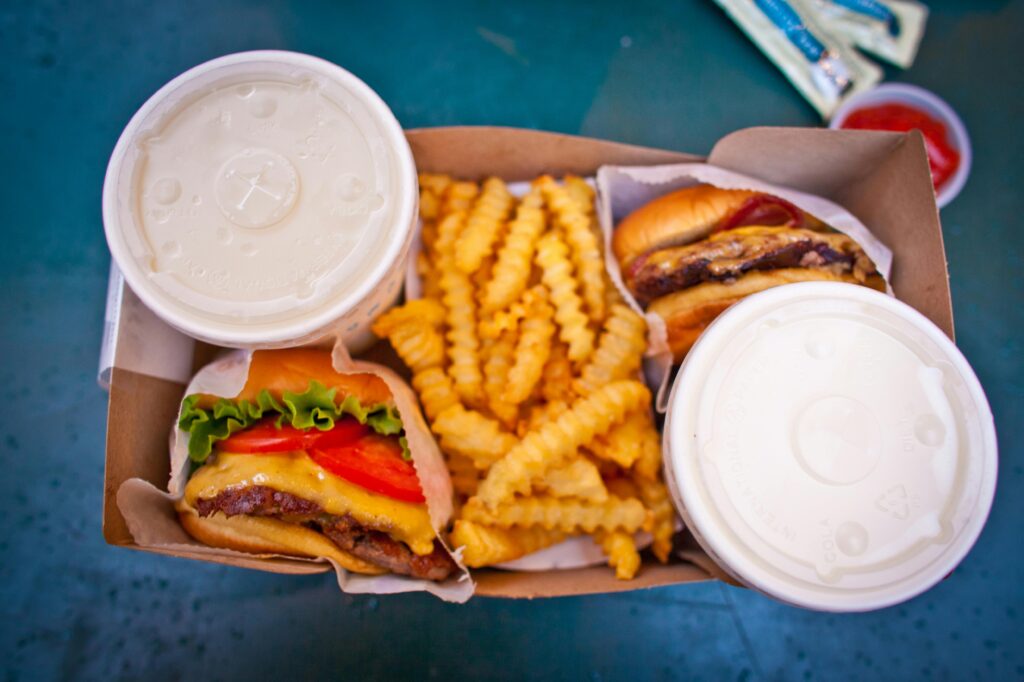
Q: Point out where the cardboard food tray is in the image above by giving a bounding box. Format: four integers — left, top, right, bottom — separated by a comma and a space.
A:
102, 125, 953, 598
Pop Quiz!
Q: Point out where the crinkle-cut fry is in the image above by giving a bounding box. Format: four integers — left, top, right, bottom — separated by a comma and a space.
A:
575, 304, 647, 395
416, 252, 443, 301
380, 324, 446, 376
538, 176, 605, 323
476, 380, 650, 508
447, 454, 480, 497
372, 300, 446, 373
432, 405, 517, 470
462, 494, 650, 534
420, 187, 443, 223
506, 288, 555, 404
632, 412, 663, 481
420, 215, 439, 253
598, 530, 641, 580
590, 409, 650, 469
479, 297, 529, 340
604, 476, 640, 500
472, 254, 497, 293
540, 340, 576, 404
434, 206, 484, 406
481, 190, 546, 313
588, 436, 636, 470
419, 173, 452, 197
533, 457, 608, 502
563, 175, 596, 215
535, 231, 594, 363
455, 177, 514, 275
634, 474, 675, 564
372, 298, 445, 335
521, 399, 568, 438
441, 180, 479, 215
434, 209, 468, 260
483, 329, 519, 428
411, 366, 460, 422
451, 520, 566, 568
440, 265, 484, 407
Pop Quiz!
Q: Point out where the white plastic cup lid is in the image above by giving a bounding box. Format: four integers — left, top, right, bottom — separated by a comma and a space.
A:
102, 51, 417, 347
664, 283, 997, 611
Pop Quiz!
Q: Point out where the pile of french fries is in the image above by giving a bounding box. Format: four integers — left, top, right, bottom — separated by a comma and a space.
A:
372, 173, 675, 579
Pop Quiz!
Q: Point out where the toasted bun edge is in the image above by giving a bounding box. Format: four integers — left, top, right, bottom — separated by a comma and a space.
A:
648, 269, 887, 360
177, 504, 387, 575
612, 185, 760, 266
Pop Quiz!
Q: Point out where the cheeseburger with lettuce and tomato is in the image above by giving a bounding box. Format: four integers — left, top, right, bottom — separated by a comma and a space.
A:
175, 349, 456, 581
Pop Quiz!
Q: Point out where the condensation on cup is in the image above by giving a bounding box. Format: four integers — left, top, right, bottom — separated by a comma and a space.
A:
662, 282, 997, 612
103, 51, 418, 350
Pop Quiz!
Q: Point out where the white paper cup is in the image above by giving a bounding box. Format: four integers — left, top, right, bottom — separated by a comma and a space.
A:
830, 83, 971, 208
103, 51, 417, 350
663, 282, 997, 611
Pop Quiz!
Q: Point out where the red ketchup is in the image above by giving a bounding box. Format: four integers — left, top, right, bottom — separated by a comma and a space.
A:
841, 103, 961, 191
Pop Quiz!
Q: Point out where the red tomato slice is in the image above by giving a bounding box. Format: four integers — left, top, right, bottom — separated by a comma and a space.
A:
715, 194, 803, 233
310, 435, 425, 504
219, 417, 370, 454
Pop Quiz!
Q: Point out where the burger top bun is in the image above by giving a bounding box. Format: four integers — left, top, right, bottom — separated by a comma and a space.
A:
612, 185, 759, 267
236, 348, 394, 406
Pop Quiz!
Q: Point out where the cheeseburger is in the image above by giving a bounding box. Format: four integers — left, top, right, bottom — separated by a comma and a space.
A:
175, 349, 456, 581
613, 185, 885, 360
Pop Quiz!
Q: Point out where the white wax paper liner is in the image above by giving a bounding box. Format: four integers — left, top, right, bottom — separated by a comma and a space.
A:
595, 162, 894, 413
117, 345, 474, 603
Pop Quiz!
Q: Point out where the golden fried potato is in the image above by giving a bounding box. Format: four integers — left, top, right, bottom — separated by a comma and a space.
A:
419, 172, 453, 197
538, 175, 606, 322
456, 177, 514, 275
575, 303, 647, 395
451, 520, 567, 567
462, 494, 650, 534
481, 189, 546, 313
447, 454, 480, 497
505, 286, 555, 404
634, 474, 675, 564
431, 405, 516, 470
535, 231, 594, 363
439, 264, 485, 407
483, 329, 519, 427
598, 530, 641, 580
379, 173, 672, 581
533, 457, 607, 502
475, 380, 651, 508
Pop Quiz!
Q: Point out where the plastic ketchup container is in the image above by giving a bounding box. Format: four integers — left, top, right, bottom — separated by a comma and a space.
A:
663, 283, 997, 611
103, 51, 417, 349
831, 84, 971, 208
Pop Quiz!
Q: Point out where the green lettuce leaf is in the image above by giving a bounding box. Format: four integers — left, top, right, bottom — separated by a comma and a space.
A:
179, 380, 404, 464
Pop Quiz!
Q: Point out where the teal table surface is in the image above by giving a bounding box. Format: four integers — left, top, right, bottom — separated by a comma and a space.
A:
2, 1, 1022, 680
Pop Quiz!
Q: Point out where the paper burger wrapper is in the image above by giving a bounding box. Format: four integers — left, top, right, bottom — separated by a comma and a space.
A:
594, 162, 895, 412
117, 342, 474, 603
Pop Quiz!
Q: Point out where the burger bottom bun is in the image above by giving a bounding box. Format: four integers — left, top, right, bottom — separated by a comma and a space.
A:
649, 268, 887, 361
177, 503, 386, 575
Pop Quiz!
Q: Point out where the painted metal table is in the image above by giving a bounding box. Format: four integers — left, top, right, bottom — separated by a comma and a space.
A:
2, 1, 1021, 679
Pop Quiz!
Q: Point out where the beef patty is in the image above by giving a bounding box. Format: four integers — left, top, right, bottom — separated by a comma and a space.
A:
195, 486, 456, 581
626, 227, 877, 305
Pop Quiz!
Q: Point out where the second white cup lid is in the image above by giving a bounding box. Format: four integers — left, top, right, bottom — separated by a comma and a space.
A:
665, 282, 997, 611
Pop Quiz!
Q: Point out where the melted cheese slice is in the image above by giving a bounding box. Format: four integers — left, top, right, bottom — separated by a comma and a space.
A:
185, 452, 436, 556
